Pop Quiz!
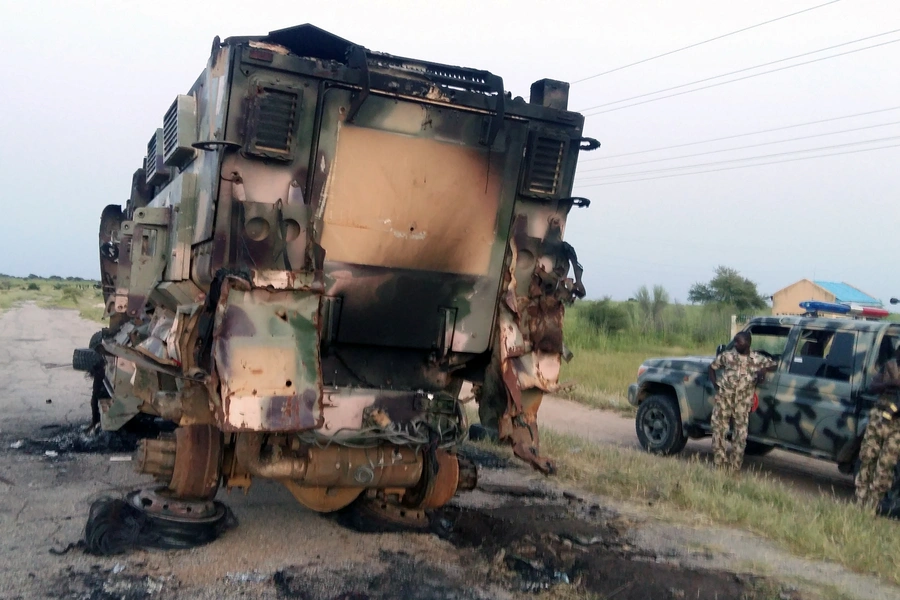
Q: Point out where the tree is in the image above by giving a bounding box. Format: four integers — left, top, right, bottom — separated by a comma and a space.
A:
688, 266, 767, 312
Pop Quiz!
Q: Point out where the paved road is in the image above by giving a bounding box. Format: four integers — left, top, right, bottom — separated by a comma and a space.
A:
539, 395, 855, 499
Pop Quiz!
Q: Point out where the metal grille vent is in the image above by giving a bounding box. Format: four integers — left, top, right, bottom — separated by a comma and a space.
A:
163, 95, 197, 167
144, 128, 169, 187
525, 136, 566, 197
247, 88, 299, 159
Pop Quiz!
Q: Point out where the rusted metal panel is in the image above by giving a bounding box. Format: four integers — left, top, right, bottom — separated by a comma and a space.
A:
320, 123, 501, 276
212, 277, 323, 432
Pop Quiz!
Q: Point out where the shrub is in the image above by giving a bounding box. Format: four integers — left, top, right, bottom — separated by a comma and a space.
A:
581, 297, 630, 334
60, 287, 83, 302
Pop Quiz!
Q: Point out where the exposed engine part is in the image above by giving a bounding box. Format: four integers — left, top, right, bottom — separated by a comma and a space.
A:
339, 490, 431, 533
296, 391, 468, 451
134, 425, 222, 500
134, 434, 176, 479
281, 484, 363, 513
235, 433, 424, 488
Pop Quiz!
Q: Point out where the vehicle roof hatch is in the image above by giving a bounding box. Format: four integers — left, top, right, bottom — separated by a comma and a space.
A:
264, 23, 358, 62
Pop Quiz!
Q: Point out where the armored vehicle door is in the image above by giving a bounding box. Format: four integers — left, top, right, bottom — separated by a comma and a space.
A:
309, 88, 527, 355
774, 326, 862, 458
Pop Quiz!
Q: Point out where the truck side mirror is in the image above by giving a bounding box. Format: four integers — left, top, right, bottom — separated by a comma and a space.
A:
716, 344, 726, 355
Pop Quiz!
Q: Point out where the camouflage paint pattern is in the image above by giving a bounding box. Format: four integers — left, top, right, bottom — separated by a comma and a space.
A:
629, 316, 900, 474
855, 397, 900, 509
710, 391, 754, 470
95, 24, 590, 485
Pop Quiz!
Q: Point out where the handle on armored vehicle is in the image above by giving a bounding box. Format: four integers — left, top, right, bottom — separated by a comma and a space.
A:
561, 197, 591, 209
578, 137, 601, 151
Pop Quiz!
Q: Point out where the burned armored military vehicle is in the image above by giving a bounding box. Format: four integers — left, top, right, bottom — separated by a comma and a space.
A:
96, 24, 591, 524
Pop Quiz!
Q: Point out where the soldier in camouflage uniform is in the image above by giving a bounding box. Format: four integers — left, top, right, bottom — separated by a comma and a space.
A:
707, 332, 777, 471
855, 346, 900, 510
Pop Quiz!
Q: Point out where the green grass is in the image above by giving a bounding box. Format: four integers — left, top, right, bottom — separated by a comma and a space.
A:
520, 429, 900, 586
0, 276, 105, 323
560, 302, 716, 412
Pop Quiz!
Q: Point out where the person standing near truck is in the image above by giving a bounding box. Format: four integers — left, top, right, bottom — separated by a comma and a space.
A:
707, 331, 777, 471
855, 344, 900, 511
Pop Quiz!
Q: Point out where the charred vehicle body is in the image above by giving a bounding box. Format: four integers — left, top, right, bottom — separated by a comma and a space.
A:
95, 24, 592, 523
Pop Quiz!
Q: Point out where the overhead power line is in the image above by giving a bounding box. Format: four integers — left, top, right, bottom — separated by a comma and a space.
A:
578, 28, 900, 113
571, 0, 842, 84
579, 105, 900, 162
574, 143, 900, 187
577, 134, 900, 181
581, 37, 900, 117
578, 120, 900, 173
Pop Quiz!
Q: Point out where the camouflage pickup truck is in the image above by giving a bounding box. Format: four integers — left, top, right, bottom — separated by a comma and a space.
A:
627, 316, 900, 488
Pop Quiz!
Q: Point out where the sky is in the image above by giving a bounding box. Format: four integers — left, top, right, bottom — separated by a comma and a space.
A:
0, 0, 898, 307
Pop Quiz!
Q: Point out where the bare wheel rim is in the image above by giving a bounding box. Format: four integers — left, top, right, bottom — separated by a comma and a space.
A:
641, 406, 669, 445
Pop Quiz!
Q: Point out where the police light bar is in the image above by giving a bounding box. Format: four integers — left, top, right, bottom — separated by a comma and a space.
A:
799, 301, 888, 319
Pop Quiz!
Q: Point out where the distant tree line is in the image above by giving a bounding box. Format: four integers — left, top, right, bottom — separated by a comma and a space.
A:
571, 266, 768, 348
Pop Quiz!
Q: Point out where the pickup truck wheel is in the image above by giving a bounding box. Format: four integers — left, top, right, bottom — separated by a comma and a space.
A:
635, 395, 687, 456
743, 441, 775, 456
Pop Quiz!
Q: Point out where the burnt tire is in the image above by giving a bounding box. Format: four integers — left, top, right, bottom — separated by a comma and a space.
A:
88, 329, 108, 351
743, 440, 775, 456
73, 348, 104, 372
635, 394, 688, 456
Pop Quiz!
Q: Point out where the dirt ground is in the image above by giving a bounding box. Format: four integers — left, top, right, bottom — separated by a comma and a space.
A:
0, 304, 896, 600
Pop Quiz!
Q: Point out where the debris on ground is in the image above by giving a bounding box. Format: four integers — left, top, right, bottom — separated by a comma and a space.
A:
79, 495, 236, 556
429, 499, 779, 599
9, 418, 173, 456
456, 443, 513, 470
273, 550, 500, 600
225, 571, 269, 584
45, 565, 174, 600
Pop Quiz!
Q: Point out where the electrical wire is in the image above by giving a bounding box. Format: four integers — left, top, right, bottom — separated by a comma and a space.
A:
582, 37, 900, 116
578, 134, 900, 181
578, 120, 900, 173
579, 105, 900, 162
578, 28, 900, 113
571, 0, 843, 84
573, 143, 900, 187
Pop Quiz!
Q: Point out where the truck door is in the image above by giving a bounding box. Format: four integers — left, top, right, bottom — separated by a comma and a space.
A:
744, 323, 793, 441
775, 327, 860, 458
857, 327, 900, 437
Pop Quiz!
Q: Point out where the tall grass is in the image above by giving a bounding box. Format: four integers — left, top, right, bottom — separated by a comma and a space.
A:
560, 300, 735, 411
566, 299, 742, 350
